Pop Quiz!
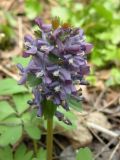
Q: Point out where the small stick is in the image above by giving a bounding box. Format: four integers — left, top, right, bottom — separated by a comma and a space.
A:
98, 96, 119, 112
109, 141, 120, 160
53, 137, 65, 150
0, 64, 19, 80
94, 138, 116, 159
18, 17, 23, 49
89, 127, 105, 144
86, 122, 119, 138
94, 88, 107, 108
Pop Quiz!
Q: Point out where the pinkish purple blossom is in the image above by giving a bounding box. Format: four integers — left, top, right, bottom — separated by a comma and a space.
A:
17, 18, 93, 124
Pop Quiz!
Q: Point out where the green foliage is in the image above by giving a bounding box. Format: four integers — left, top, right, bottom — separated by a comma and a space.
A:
0, 10, 15, 50
67, 95, 82, 112
0, 79, 42, 147
25, 0, 43, 20
55, 107, 77, 130
14, 144, 33, 160
0, 146, 13, 160
13, 56, 31, 67
76, 147, 93, 160
0, 144, 34, 160
34, 148, 46, 160
0, 78, 27, 95
106, 68, 120, 86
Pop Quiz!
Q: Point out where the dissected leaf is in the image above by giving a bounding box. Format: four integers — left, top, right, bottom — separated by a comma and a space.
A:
36, 148, 46, 160
0, 126, 22, 146
0, 78, 27, 95
0, 101, 15, 120
13, 93, 32, 114
67, 95, 82, 112
21, 112, 31, 124
14, 143, 33, 160
0, 116, 22, 146
13, 56, 31, 67
55, 107, 77, 130
0, 146, 13, 160
14, 144, 27, 160
24, 124, 41, 140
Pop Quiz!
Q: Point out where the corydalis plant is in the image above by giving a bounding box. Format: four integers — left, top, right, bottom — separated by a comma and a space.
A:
17, 17, 93, 124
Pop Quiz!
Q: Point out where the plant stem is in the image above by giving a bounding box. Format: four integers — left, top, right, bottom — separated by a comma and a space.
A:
33, 140, 38, 156
47, 117, 53, 160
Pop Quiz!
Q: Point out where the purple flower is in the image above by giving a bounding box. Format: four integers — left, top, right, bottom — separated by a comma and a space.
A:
17, 18, 93, 124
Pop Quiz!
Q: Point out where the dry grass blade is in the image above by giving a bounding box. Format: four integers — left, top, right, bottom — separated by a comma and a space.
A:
94, 138, 116, 159
0, 64, 19, 80
108, 141, 120, 160
86, 122, 119, 138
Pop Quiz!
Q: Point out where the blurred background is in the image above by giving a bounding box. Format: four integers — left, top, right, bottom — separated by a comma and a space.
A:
0, 0, 120, 160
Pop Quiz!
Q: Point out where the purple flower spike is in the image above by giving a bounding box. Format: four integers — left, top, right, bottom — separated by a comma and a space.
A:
17, 18, 93, 124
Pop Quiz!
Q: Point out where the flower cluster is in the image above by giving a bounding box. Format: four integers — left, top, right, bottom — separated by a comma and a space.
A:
17, 18, 92, 124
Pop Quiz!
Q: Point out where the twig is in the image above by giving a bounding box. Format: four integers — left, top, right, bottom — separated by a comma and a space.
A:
0, 64, 19, 80
18, 17, 23, 49
53, 137, 65, 150
108, 141, 120, 160
86, 122, 120, 138
94, 138, 116, 159
89, 127, 105, 144
94, 88, 107, 108
98, 95, 119, 112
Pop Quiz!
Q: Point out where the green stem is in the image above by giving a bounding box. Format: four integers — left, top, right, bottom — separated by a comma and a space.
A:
33, 140, 38, 156
46, 117, 53, 160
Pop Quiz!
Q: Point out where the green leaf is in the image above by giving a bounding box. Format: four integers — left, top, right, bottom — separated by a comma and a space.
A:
67, 95, 82, 112
25, 0, 42, 20
94, 3, 113, 21
76, 147, 93, 160
21, 112, 31, 124
106, 68, 120, 86
0, 78, 27, 95
27, 73, 42, 87
55, 107, 77, 130
0, 101, 15, 120
0, 116, 22, 146
14, 144, 33, 160
13, 93, 32, 114
4, 11, 16, 27
0, 146, 13, 160
24, 151, 33, 160
0, 126, 22, 146
24, 124, 41, 140
36, 148, 46, 160
14, 144, 27, 160
12, 56, 31, 67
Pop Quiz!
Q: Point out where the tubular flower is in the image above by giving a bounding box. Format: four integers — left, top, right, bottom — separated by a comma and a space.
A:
17, 18, 93, 124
